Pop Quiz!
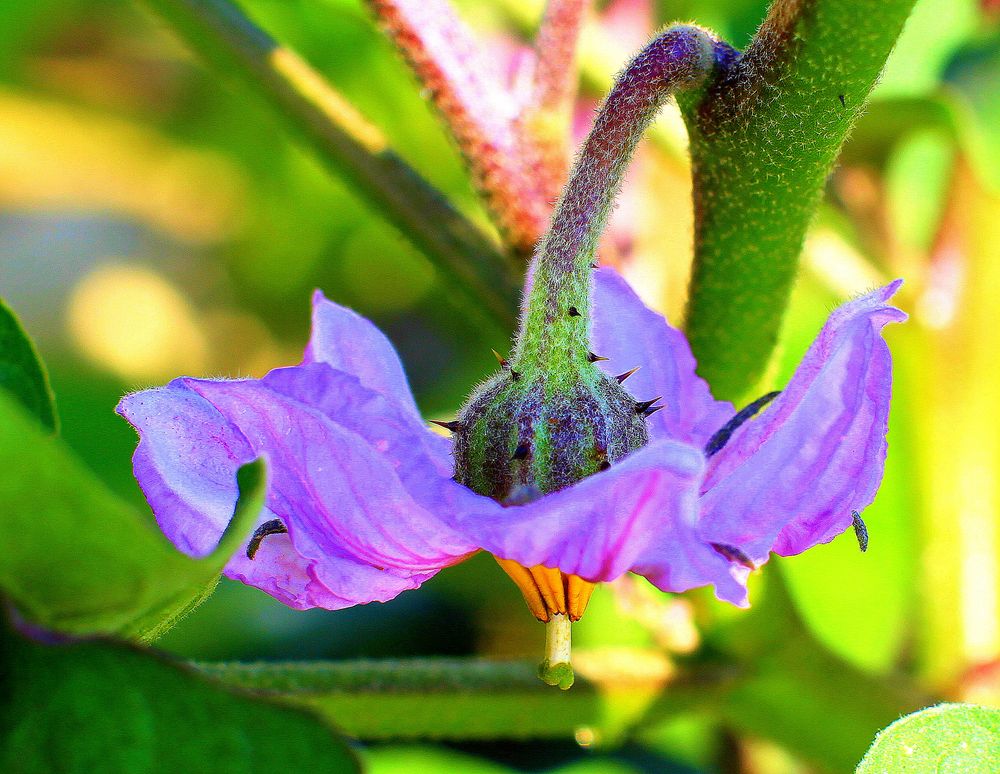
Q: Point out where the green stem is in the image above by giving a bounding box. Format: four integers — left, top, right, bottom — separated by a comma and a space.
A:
140, 0, 520, 329
194, 654, 714, 739
679, 0, 918, 400
514, 25, 717, 372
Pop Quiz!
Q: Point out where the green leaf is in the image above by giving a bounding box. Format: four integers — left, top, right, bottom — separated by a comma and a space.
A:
0, 618, 359, 774
0, 297, 57, 431
0, 390, 263, 640
856, 704, 1000, 773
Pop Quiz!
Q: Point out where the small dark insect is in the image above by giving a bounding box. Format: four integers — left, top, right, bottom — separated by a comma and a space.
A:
704, 391, 781, 458
851, 510, 869, 552
246, 518, 288, 560
710, 542, 756, 570
838, 93, 846, 108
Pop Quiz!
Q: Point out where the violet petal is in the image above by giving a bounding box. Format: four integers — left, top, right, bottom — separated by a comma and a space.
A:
118, 364, 481, 610
455, 440, 724, 589
699, 281, 907, 562
591, 268, 733, 445
303, 290, 421, 418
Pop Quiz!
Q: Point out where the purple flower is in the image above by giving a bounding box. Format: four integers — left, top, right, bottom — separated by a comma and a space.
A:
117, 268, 905, 616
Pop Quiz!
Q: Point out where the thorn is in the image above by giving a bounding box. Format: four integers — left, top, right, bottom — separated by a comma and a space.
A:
492, 349, 509, 368
568, 306, 581, 317
635, 397, 662, 414
587, 352, 609, 363
589, 262, 599, 269
615, 366, 640, 384
710, 543, 756, 570
511, 369, 521, 382
838, 93, 846, 108
598, 459, 611, 471
513, 442, 530, 460
642, 404, 664, 417
431, 420, 463, 433
851, 510, 869, 552
247, 519, 288, 560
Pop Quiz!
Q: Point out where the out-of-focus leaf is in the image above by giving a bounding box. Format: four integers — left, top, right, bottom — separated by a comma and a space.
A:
875, 0, 976, 98
842, 95, 960, 167
0, 390, 263, 640
365, 745, 516, 774
0, 298, 56, 431
663, 572, 928, 774
886, 129, 955, 253
0, 617, 359, 774
911, 164, 1000, 682
946, 36, 1000, 191
855, 703, 1000, 773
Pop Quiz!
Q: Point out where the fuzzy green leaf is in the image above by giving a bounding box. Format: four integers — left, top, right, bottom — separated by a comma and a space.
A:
856, 703, 1000, 773
0, 390, 263, 640
0, 618, 359, 774
0, 298, 57, 432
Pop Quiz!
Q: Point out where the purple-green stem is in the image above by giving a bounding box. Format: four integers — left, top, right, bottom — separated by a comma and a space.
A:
513, 25, 718, 374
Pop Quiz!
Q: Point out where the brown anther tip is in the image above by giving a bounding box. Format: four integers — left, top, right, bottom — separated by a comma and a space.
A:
512, 442, 530, 460
614, 366, 640, 384
568, 306, 581, 317
635, 397, 662, 414
247, 519, 288, 560
587, 352, 609, 363
431, 419, 463, 433
491, 349, 509, 368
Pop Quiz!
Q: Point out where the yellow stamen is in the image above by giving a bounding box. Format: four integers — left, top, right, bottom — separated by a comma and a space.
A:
494, 557, 596, 623
495, 557, 549, 621
530, 565, 567, 616
566, 574, 596, 622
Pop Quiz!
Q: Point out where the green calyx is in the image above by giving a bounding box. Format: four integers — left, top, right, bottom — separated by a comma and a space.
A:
453, 360, 648, 503
447, 26, 718, 504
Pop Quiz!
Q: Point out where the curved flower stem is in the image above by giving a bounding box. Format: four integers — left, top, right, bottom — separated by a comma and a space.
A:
678, 0, 918, 400
513, 25, 718, 372
141, 0, 520, 329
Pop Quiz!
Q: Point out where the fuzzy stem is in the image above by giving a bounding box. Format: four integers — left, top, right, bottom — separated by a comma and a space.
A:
513, 25, 717, 372
678, 0, 918, 399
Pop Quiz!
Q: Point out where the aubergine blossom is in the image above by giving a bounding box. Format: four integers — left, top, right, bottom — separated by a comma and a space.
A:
117, 268, 905, 616
117, 25, 905, 687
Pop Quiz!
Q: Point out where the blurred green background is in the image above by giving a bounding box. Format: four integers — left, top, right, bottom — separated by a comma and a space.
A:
3, 0, 1000, 771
